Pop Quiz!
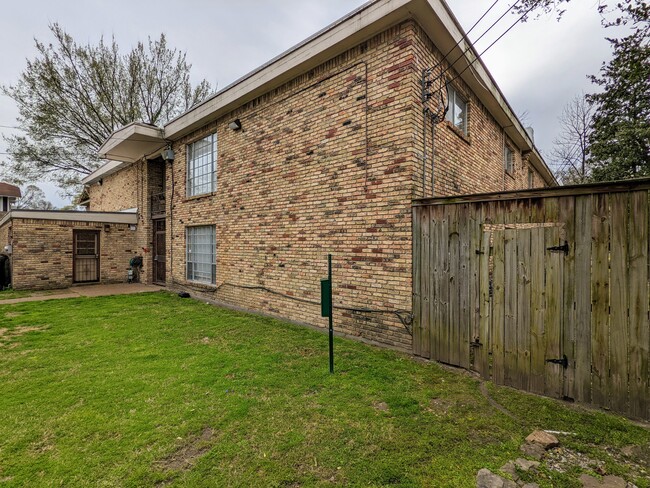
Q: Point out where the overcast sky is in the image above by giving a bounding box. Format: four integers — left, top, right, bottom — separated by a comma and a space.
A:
0, 0, 615, 207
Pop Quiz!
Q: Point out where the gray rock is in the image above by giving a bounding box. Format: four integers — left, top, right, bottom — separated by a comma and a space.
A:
514, 458, 540, 472
520, 442, 546, 460
500, 461, 518, 479
579, 474, 628, 488
525, 430, 559, 449
476, 468, 518, 488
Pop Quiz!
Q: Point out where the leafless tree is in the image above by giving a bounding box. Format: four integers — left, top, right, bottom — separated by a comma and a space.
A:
2, 24, 212, 195
14, 185, 54, 210
551, 94, 594, 184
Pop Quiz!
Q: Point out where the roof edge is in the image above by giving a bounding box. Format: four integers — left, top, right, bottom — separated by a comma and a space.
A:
0, 210, 139, 227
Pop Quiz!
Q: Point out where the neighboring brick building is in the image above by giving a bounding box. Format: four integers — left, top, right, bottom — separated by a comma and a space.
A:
7, 0, 555, 351
0, 210, 139, 290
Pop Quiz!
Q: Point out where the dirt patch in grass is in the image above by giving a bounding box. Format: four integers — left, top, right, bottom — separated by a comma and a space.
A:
0, 325, 47, 347
157, 427, 216, 472
3, 312, 23, 318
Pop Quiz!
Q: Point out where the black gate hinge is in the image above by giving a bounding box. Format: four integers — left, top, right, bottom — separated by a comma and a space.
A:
546, 354, 568, 369
547, 241, 570, 255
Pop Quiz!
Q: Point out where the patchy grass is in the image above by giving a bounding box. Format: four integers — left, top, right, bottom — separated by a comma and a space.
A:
0, 289, 33, 301
0, 288, 59, 301
0, 292, 648, 487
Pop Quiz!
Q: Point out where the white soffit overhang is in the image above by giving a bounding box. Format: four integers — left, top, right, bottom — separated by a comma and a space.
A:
98, 122, 165, 162
85, 123, 166, 185
0, 210, 138, 228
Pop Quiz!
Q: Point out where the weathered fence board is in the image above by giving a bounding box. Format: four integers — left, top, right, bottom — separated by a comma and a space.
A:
413, 179, 650, 420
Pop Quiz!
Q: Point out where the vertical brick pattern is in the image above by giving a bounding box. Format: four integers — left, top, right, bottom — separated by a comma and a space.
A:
5, 218, 137, 290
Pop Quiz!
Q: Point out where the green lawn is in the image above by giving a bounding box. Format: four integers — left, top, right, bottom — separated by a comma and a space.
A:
0, 292, 648, 487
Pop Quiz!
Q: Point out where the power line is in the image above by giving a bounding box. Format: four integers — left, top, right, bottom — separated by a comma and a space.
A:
426, 0, 501, 76
445, 1, 539, 89
441, 0, 523, 82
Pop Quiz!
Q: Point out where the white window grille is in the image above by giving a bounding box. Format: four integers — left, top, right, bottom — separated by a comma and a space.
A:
186, 226, 216, 284
187, 134, 216, 197
504, 144, 515, 174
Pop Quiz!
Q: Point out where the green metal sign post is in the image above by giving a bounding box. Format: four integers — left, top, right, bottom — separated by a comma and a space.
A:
320, 254, 334, 373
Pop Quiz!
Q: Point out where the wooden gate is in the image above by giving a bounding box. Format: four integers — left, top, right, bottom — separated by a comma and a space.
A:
412, 179, 650, 420
73, 230, 100, 283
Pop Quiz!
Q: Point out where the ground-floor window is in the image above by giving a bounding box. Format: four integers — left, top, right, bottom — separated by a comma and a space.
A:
186, 225, 216, 284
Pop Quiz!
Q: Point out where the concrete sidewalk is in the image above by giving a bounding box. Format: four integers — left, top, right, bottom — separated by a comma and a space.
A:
0, 283, 163, 305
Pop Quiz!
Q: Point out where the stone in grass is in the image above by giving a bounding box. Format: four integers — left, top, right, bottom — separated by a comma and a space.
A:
500, 461, 518, 480
525, 430, 559, 450
514, 458, 540, 472
476, 468, 518, 488
578, 474, 630, 488
520, 442, 546, 460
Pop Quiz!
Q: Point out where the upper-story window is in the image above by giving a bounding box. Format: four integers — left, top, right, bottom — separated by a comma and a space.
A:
446, 85, 468, 135
187, 134, 216, 197
504, 143, 515, 175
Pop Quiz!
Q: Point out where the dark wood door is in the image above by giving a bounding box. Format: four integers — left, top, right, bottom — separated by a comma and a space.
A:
73, 230, 100, 283
153, 219, 166, 284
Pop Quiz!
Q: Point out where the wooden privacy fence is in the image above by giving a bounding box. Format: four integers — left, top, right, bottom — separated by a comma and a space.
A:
412, 179, 650, 420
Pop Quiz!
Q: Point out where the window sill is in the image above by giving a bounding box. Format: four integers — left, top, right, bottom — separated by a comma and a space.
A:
445, 121, 470, 145
183, 192, 217, 203
185, 279, 217, 289
505, 170, 515, 180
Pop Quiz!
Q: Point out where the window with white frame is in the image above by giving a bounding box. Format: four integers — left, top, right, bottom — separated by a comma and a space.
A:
187, 134, 216, 197
445, 85, 468, 135
186, 226, 216, 284
504, 144, 515, 174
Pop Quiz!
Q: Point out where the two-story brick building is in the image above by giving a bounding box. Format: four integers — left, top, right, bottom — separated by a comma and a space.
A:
1, 0, 554, 351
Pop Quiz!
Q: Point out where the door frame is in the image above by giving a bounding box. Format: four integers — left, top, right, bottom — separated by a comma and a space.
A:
152, 219, 166, 284
73, 229, 100, 283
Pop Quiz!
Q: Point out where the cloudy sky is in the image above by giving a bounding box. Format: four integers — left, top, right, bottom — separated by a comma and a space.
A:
0, 0, 615, 207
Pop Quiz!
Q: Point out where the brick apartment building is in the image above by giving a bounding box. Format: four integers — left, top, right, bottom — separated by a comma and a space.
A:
1, 0, 554, 351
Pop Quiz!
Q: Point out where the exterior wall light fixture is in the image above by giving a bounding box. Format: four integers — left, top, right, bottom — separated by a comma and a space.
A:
228, 119, 242, 131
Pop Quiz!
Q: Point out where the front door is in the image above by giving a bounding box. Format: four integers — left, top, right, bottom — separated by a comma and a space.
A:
73, 230, 100, 283
153, 219, 166, 284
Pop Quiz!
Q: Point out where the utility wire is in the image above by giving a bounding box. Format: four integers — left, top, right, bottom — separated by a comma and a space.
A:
434, 0, 523, 83
445, 1, 538, 89
426, 0, 501, 75
211, 281, 413, 335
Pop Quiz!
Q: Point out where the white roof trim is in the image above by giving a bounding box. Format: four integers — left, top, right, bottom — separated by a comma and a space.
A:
165, 0, 411, 139
0, 210, 138, 227
85, 122, 166, 186
94, 0, 554, 186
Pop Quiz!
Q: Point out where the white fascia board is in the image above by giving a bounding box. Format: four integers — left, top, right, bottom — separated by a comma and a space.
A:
82, 160, 130, 185
162, 0, 555, 185
1, 210, 138, 225
164, 0, 412, 140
